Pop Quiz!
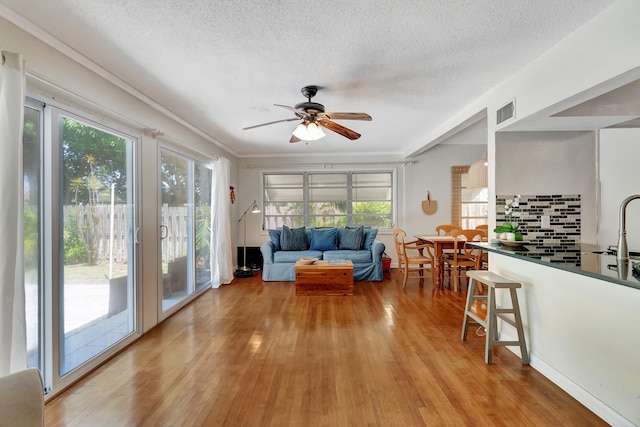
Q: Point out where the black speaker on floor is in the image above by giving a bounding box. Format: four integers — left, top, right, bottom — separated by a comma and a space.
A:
237, 246, 263, 271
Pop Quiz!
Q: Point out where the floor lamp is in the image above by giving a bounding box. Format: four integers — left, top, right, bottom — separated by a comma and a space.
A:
236, 200, 260, 278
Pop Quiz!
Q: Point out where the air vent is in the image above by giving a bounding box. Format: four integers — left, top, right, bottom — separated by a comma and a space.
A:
497, 100, 515, 125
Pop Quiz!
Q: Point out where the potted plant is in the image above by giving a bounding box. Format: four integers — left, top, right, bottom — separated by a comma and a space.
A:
494, 195, 522, 241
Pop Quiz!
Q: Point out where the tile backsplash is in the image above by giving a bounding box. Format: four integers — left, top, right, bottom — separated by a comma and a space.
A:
496, 194, 581, 251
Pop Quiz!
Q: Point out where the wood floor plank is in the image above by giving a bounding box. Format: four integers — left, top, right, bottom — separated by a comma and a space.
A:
44, 270, 607, 426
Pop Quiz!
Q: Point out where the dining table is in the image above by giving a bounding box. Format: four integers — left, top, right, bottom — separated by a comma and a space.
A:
416, 234, 488, 290
414, 235, 462, 290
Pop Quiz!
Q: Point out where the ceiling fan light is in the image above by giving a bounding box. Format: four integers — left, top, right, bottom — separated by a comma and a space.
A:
292, 122, 326, 141
306, 122, 326, 140
292, 123, 308, 140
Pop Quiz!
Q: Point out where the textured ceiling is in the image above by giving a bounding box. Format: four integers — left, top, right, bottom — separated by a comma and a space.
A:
1, 0, 616, 158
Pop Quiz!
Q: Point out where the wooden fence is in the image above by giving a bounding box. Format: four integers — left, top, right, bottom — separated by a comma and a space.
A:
63, 204, 188, 264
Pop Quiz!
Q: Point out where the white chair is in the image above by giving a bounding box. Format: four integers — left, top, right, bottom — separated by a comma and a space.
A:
0, 368, 44, 427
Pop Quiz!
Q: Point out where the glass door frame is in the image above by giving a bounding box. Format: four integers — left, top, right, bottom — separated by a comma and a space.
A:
43, 104, 142, 396
23, 97, 45, 376
158, 146, 212, 320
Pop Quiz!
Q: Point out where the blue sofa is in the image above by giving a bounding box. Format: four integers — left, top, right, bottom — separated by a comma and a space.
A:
260, 226, 385, 281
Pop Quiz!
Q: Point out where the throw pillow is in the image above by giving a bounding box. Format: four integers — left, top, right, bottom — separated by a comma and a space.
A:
339, 225, 364, 250
310, 228, 338, 251
363, 228, 378, 251
268, 229, 281, 251
281, 225, 308, 251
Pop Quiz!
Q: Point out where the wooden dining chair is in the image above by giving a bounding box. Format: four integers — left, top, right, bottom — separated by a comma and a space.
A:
443, 229, 484, 292
475, 224, 489, 269
435, 224, 462, 281
393, 228, 435, 288
436, 224, 462, 236
475, 224, 489, 238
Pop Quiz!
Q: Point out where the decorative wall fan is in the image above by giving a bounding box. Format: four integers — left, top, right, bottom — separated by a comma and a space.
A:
243, 85, 372, 143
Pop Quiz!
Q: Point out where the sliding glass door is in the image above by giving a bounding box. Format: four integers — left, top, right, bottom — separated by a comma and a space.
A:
160, 150, 213, 312
59, 114, 137, 375
160, 150, 194, 311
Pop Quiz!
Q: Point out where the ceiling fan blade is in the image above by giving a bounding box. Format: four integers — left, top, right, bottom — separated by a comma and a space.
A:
318, 119, 361, 140
322, 112, 372, 121
289, 135, 301, 143
243, 117, 299, 130
274, 104, 311, 118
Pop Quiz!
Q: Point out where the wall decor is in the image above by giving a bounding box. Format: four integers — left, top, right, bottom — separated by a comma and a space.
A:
422, 191, 437, 215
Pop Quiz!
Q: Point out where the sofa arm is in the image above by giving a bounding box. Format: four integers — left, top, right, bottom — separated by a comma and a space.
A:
260, 241, 275, 264
371, 239, 385, 262
0, 368, 44, 427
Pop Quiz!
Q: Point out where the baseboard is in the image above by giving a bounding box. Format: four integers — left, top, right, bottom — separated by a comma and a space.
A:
528, 354, 633, 426
500, 330, 632, 426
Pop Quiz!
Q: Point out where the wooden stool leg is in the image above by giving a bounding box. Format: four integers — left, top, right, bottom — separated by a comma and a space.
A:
485, 287, 496, 364
461, 278, 477, 341
509, 288, 530, 365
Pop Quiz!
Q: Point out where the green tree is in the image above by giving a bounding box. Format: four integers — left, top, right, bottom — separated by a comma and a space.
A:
62, 119, 127, 265
160, 155, 188, 206
23, 107, 40, 206
63, 210, 87, 264
62, 118, 127, 204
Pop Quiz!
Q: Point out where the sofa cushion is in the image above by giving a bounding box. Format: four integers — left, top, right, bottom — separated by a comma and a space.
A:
268, 229, 282, 251
339, 225, 364, 250
363, 228, 378, 251
281, 225, 309, 251
323, 250, 372, 263
274, 250, 323, 263
310, 228, 338, 251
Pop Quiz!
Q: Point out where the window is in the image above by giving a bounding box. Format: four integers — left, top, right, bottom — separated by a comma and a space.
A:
451, 166, 488, 228
263, 171, 393, 229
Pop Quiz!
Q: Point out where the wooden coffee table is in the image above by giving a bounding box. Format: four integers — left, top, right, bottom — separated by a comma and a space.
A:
295, 259, 354, 296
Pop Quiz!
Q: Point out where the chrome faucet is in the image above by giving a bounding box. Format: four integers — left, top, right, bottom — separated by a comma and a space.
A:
616, 194, 640, 260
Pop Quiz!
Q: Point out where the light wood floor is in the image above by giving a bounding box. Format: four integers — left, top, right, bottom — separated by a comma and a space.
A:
45, 270, 606, 426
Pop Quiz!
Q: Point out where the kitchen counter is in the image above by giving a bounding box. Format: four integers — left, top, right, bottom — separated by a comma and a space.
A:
469, 240, 640, 424
468, 241, 640, 290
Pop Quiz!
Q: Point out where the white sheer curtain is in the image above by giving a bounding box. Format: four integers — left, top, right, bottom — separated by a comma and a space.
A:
0, 51, 27, 375
210, 157, 233, 287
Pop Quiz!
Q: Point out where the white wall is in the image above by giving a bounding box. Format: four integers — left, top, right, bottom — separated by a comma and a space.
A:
496, 131, 598, 243
598, 128, 640, 251
402, 125, 486, 239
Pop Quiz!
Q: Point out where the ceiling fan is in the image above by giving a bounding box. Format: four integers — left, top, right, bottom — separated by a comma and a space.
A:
243, 85, 372, 143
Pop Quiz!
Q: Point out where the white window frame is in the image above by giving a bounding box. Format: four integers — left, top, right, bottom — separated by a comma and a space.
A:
262, 170, 395, 230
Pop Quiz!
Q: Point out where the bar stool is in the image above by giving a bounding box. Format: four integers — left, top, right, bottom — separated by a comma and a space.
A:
461, 270, 529, 365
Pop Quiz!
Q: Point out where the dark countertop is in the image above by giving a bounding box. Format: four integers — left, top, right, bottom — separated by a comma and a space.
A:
468, 241, 640, 291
